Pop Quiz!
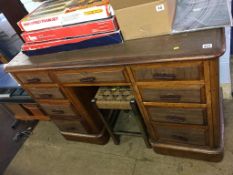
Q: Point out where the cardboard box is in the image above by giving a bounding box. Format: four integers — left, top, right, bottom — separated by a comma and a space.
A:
21, 17, 118, 43
110, 0, 176, 40
22, 30, 123, 56
18, 0, 113, 32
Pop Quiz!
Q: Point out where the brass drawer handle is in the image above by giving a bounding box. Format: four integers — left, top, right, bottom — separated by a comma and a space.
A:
39, 94, 53, 98
27, 78, 41, 83
51, 110, 65, 114
166, 115, 186, 122
153, 73, 176, 80
171, 135, 188, 142
160, 95, 181, 101
80, 77, 96, 83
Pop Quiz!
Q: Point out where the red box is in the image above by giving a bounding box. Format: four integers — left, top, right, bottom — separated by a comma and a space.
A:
21, 17, 118, 43
17, 0, 112, 32
22, 30, 121, 51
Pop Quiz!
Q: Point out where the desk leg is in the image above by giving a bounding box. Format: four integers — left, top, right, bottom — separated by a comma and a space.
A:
91, 99, 120, 145
130, 99, 151, 148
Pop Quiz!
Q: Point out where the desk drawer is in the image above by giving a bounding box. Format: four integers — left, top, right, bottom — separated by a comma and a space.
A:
5, 103, 49, 121
55, 68, 127, 83
147, 107, 206, 125
17, 72, 52, 84
132, 62, 202, 81
40, 103, 77, 116
140, 85, 204, 103
27, 87, 65, 99
51, 116, 87, 134
155, 124, 208, 146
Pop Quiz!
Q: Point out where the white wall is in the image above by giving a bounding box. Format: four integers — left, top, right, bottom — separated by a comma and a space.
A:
219, 0, 232, 99
220, 27, 231, 83
20, 0, 42, 13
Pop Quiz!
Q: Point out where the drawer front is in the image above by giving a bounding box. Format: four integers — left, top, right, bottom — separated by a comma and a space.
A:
27, 87, 65, 99
155, 125, 207, 146
55, 69, 127, 83
51, 117, 87, 134
147, 107, 206, 125
5, 104, 49, 121
40, 103, 77, 116
5, 104, 30, 116
22, 104, 47, 116
17, 72, 53, 84
132, 63, 202, 81
140, 86, 204, 103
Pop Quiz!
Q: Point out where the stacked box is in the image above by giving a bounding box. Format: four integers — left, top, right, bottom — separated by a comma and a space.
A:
18, 0, 112, 32
18, 0, 180, 56
21, 17, 118, 43
110, 0, 177, 40
22, 31, 123, 56
19, 0, 123, 56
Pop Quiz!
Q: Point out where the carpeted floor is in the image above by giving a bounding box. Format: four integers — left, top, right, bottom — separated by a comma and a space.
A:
3, 100, 233, 175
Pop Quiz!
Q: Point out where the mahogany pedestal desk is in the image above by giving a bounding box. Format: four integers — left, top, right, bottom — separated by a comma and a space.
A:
5, 28, 225, 161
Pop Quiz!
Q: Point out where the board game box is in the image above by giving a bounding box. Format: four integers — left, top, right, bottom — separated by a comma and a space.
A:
21, 17, 118, 43
18, 0, 113, 31
22, 30, 123, 56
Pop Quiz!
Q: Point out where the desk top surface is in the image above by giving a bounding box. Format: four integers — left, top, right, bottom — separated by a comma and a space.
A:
5, 28, 225, 72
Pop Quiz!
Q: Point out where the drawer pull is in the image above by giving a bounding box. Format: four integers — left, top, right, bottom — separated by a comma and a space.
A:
67, 127, 76, 131
171, 135, 188, 142
153, 73, 176, 80
80, 77, 96, 83
39, 94, 53, 98
166, 115, 186, 122
51, 110, 65, 114
27, 78, 41, 83
160, 95, 181, 101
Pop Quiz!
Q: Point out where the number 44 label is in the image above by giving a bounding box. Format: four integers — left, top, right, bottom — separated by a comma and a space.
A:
156, 4, 165, 12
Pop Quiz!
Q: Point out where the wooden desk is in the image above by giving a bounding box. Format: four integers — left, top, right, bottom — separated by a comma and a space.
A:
5, 28, 225, 161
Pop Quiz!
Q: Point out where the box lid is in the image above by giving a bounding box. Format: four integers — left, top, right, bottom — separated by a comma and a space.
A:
110, 0, 165, 10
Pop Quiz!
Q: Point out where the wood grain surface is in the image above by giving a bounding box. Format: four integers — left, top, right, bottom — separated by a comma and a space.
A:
5, 28, 225, 72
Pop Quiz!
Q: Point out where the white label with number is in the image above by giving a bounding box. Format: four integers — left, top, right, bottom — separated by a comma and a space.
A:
156, 4, 165, 12
202, 43, 213, 49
